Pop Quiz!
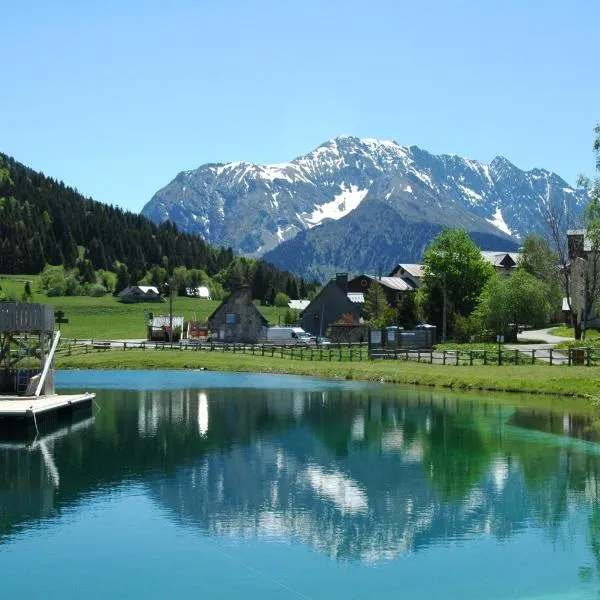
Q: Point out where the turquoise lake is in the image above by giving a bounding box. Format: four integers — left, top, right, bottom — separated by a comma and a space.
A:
1, 370, 600, 599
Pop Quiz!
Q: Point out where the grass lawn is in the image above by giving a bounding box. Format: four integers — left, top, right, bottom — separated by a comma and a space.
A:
55, 348, 600, 398
0, 274, 290, 339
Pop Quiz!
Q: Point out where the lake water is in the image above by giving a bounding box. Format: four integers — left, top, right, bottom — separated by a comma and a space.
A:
1, 370, 600, 599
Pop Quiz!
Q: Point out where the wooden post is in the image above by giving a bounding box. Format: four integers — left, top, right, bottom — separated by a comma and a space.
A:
443, 350, 446, 365
568, 347, 571, 366
549, 348, 553, 366
531, 349, 535, 365
456, 351, 459, 366
514, 349, 518, 365
484, 350, 487, 365
469, 351, 473, 366
587, 347, 592, 367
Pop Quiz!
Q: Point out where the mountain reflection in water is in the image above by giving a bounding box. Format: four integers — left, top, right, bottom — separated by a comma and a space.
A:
2, 375, 600, 569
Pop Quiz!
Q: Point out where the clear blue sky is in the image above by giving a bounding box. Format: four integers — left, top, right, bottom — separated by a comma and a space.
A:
2, 0, 598, 213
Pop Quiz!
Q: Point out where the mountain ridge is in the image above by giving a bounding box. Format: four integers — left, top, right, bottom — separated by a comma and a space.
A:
142, 137, 588, 279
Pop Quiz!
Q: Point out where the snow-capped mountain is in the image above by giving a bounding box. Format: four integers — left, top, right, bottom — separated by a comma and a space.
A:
142, 137, 587, 279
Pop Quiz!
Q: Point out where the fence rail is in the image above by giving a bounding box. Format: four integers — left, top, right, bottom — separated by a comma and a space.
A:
53, 339, 600, 367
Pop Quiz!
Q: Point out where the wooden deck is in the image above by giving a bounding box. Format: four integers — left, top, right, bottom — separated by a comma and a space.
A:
0, 392, 95, 418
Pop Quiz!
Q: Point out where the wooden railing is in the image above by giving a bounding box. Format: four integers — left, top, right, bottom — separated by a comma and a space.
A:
0, 303, 55, 332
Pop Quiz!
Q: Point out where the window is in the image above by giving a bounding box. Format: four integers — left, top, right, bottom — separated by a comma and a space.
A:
225, 312, 238, 325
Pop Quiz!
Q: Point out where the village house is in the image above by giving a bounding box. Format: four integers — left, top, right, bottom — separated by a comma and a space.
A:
480, 251, 521, 276
118, 285, 163, 303
388, 263, 424, 285
208, 285, 268, 343
300, 274, 363, 337
347, 274, 418, 308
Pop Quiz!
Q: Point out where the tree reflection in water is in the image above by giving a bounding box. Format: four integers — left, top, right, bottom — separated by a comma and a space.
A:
1, 380, 600, 569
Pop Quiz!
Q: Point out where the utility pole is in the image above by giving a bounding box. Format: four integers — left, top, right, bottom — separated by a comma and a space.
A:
442, 272, 447, 343
168, 279, 174, 342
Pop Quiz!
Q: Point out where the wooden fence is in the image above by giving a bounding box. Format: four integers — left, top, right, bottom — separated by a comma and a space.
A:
53, 339, 600, 366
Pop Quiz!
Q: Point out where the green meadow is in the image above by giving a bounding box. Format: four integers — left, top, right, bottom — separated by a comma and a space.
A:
0, 275, 289, 340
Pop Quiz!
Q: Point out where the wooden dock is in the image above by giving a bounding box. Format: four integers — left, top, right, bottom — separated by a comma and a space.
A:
0, 393, 94, 418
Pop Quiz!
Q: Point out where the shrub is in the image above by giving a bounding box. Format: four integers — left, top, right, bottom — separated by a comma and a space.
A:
88, 284, 108, 297
274, 292, 290, 308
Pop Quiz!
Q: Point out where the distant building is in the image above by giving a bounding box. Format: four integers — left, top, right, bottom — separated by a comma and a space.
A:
388, 264, 424, 285
480, 251, 521, 276
388, 252, 521, 283
118, 285, 163, 303
347, 274, 417, 308
186, 286, 211, 299
208, 286, 268, 343
300, 274, 362, 337
288, 299, 310, 311
567, 229, 592, 260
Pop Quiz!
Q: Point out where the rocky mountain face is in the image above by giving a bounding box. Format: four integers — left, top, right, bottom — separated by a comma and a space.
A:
142, 137, 588, 280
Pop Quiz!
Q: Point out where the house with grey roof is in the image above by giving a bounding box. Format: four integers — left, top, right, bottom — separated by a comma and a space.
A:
300, 274, 363, 337
348, 274, 418, 308
118, 285, 163, 303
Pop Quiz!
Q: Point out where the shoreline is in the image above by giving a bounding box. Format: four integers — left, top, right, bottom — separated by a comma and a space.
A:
55, 349, 600, 400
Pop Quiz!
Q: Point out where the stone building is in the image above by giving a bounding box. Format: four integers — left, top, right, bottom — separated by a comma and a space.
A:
208, 286, 268, 343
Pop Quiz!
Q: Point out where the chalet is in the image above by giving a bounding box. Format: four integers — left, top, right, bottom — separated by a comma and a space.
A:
388, 264, 424, 285
347, 274, 418, 308
300, 274, 362, 337
208, 285, 267, 343
118, 285, 162, 303
480, 251, 521, 276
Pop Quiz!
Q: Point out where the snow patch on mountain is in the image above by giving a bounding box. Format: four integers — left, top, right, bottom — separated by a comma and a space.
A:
303, 183, 369, 227
486, 207, 513, 236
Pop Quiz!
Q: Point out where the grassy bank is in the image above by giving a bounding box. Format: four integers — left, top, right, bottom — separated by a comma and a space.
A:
55, 349, 600, 398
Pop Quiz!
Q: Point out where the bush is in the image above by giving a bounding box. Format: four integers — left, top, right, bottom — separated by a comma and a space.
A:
452, 313, 480, 343
274, 292, 290, 308
88, 284, 108, 297
47, 283, 66, 297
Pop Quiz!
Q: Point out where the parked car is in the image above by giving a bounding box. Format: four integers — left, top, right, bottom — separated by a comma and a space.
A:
315, 336, 331, 345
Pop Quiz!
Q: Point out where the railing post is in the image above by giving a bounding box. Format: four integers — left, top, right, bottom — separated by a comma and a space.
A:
456, 351, 459, 366
550, 348, 553, 366
587, 347, 592, 367
443, 350, 446, 365
568, 347, 572, 366
531, 349, 535, 365
469, 351, 473, 366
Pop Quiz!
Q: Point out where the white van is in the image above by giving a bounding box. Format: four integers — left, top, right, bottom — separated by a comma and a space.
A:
266, 326, 314, 345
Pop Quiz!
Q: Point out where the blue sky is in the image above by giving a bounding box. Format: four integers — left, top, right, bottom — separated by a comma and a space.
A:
2, 0, 598, 213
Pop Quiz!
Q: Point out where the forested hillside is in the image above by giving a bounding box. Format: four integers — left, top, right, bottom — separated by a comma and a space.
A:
0, 153, 315, 299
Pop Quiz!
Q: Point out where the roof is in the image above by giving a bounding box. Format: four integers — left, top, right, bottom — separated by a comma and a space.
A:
118, 285, 160, 296
207, 287, 268, 325
151, 316, 184, 329
390, 264, 424, 278
480, 251, 521, 268
289, 299, 310, 310
347, 292, 364, 304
